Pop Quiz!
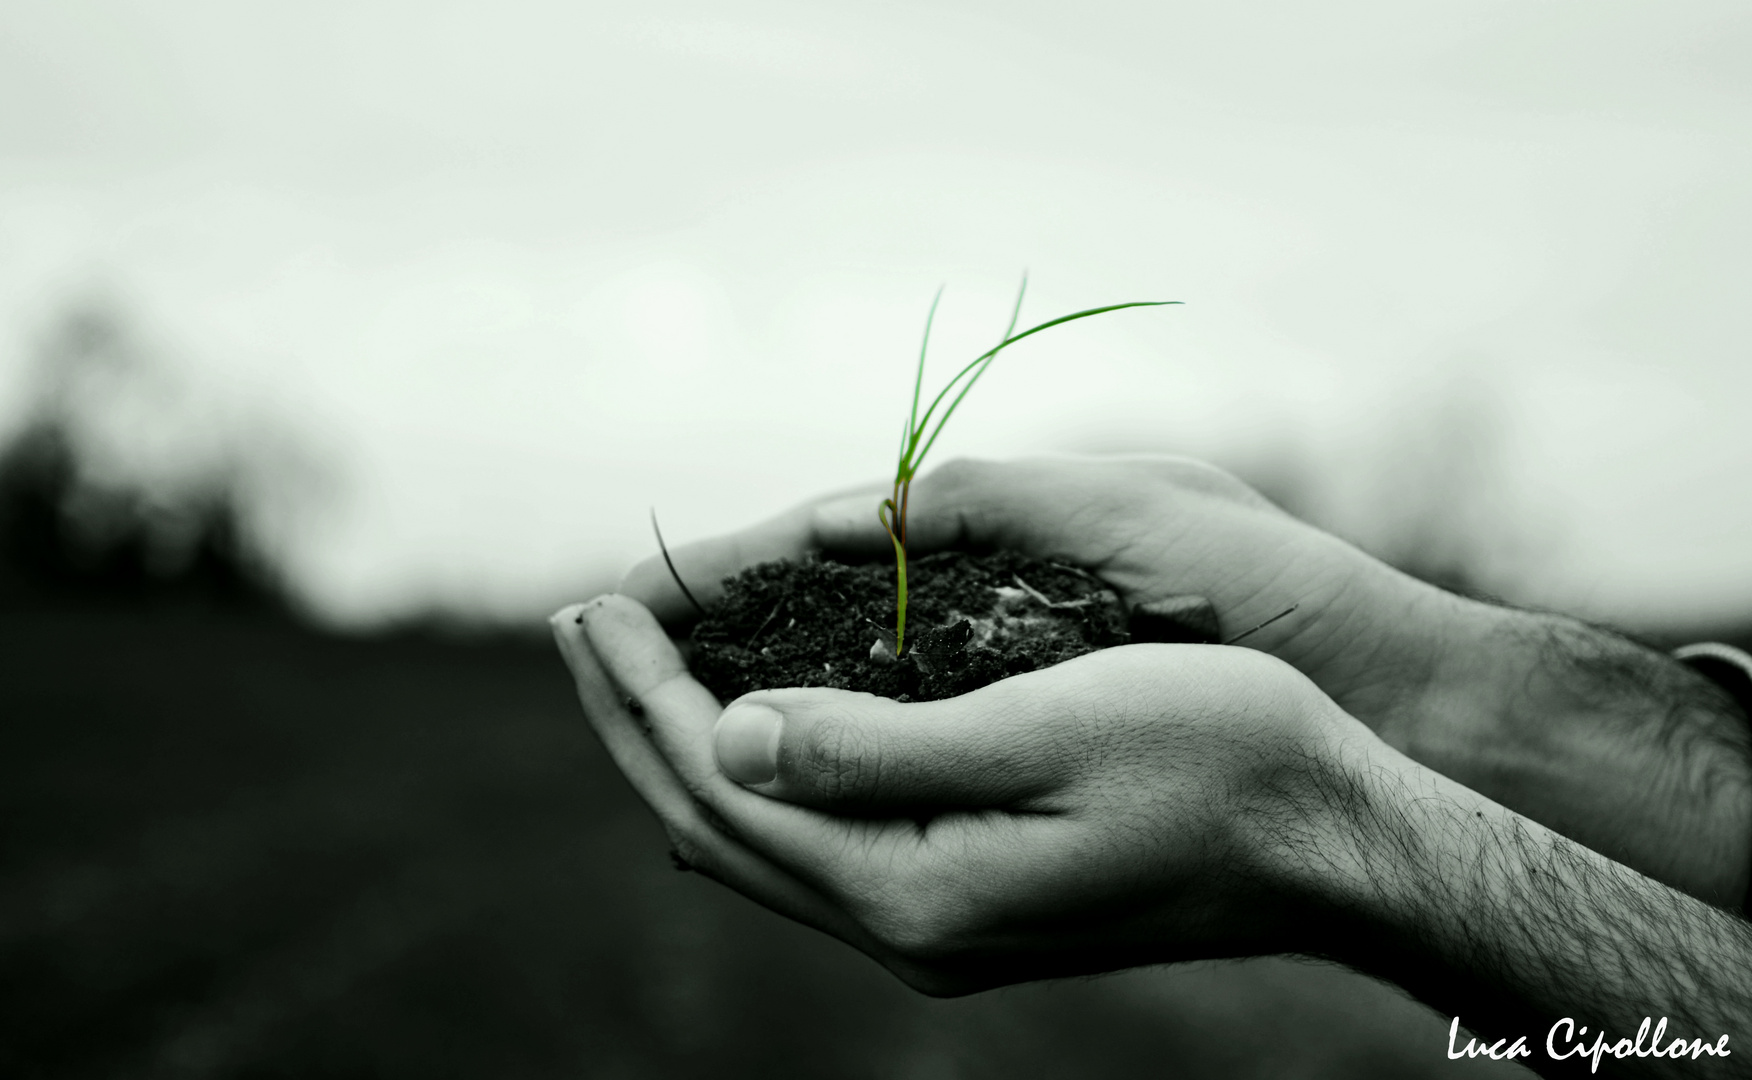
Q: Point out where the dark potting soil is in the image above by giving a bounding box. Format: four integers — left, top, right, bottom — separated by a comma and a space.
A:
689, 550, 1130, 703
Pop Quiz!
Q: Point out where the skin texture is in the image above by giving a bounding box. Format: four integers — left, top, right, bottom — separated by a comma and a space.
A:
561, 453, 1752, 1076
620, 455, 1752, 904
552, 596, 1752, 1078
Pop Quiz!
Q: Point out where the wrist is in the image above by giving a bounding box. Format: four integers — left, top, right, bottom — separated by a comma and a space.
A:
1275, 738, 1543, 1013
1403, 602, 1752, 904
1284, 740, 1445, 964
1382, 594, 1531, 769
1269, 557, 1475, 747
1242, 717, 1430, 959
1284, 748, 1752, 1061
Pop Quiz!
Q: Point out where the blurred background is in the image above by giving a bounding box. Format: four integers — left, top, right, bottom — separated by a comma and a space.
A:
3, 1, 1748, 1076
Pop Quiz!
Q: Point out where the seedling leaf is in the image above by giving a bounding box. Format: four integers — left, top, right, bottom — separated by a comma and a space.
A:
881, 280, 1179, 657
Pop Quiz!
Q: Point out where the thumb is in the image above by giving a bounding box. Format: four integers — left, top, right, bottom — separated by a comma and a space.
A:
712, 684, 1064, 812
808, 457, 1090, 562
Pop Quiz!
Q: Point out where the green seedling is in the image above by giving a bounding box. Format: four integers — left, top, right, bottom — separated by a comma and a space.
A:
878, 276, 1179, 658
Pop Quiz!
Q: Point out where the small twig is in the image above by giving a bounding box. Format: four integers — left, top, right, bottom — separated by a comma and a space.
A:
1047, 561, 1102, 584
1012, 573, 1090, 610
1223, 602, 1300, 645
650, 508, 707, 617
746, 601, 784, 648
1011, 573, 1056, 607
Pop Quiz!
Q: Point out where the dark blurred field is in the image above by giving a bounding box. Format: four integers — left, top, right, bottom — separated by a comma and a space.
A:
0, 592, 1544, 1080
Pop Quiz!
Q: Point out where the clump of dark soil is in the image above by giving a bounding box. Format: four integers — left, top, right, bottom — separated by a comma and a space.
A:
690, 550, 1130, 703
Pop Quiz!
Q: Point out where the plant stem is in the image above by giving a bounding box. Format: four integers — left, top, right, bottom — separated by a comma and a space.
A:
879, 497, 908, 655
880, 279, 1178, 662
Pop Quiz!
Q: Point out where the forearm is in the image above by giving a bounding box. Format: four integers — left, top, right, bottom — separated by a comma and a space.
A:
1306, 743, 1752, 1077
1396, 599, 1752, 905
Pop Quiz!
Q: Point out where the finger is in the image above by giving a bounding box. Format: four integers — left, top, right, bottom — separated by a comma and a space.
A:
577, 594, 1102, 978
575, 595, 932, 891
810, 456, 1119, 567
620, 481, 889, 628
811, 455, 1262, 590
572, 594, 728, 786
550, 602, 868, 943
710, 676, 1073, 812
575, 593, 864, 848
550, 602, 702, 825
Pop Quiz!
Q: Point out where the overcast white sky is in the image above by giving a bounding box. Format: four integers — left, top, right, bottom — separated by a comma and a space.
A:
2, 1, 1750, 628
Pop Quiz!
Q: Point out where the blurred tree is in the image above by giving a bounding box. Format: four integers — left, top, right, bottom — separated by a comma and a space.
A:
0, 303, 287, 609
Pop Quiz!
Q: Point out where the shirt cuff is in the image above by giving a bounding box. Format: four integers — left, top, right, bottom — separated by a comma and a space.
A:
1673, 642, 1752, 711
1673, 641, 1752, 913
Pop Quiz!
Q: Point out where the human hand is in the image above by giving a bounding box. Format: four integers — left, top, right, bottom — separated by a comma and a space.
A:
552, 592, 1378, 994
626, 455, 1469, 746
622, 455, 1751, 904
558, 593, 1752, 1074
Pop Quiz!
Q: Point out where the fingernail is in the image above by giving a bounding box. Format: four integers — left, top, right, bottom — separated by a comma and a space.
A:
571, 594, 615, 630
560, 596, 616, 662
549, 603, 587, 629
714, 703, 783, 785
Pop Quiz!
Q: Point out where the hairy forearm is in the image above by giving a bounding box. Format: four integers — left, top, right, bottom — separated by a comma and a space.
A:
1308, 744, 1752, 1077
1400, 601, 1752, 905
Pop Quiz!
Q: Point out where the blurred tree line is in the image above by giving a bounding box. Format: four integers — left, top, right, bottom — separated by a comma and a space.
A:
0, 304, 288, 611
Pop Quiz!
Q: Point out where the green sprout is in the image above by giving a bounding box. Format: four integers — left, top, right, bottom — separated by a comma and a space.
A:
877, 276, 1179, 658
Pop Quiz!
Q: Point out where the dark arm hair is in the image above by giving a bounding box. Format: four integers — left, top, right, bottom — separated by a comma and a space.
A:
1414, 602, 1752, 907
1302, 748, 1752, 1078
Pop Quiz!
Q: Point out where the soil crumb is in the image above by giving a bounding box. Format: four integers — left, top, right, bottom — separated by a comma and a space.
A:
690, 551, 1128, 703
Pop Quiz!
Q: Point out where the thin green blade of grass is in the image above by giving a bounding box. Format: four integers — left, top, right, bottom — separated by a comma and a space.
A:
909, 275, 1029, 474
998, 272, 1029, 346
900, 287, 944, 479
881, 282, 1178, 661
910, 299, 1181, 471
896, 277, 1030, 476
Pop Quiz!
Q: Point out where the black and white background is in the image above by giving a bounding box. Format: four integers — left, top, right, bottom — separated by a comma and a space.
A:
2, 3, 1748, 1077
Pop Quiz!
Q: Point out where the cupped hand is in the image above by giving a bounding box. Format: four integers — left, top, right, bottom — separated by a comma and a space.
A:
623, 455, 1479, 750
553, 592, 1384, 995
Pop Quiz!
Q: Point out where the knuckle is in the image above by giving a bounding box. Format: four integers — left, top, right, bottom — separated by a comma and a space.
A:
1143, 455, 1250, 498
924, 456, 995, 494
